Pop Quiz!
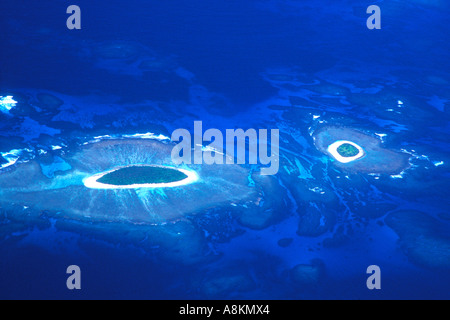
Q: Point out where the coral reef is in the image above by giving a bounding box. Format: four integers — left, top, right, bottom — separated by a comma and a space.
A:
0, 139, 276, 224
313, 126, 410, 174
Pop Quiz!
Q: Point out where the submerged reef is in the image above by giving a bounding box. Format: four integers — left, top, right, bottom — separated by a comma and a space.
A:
313, 126, 410, 174
195, 270, 256, 298
290, 259, 326, 286
93, 41, 144, 60
235, 174, 289, 230
385, 210, 450, 270
35, 93, 64, 111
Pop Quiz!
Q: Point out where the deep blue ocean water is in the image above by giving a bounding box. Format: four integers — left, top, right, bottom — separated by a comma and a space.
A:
0, 0, 449, 299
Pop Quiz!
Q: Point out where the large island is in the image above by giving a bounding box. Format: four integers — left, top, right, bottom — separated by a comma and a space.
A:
84, 164, 198, 189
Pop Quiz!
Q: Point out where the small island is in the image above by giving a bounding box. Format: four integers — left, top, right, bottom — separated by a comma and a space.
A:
84, 164, 198, 189
313, 126, 410, 174
327, 140, 365, 163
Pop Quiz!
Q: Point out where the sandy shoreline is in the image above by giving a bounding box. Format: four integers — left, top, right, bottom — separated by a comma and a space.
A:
327, 140, 365, 163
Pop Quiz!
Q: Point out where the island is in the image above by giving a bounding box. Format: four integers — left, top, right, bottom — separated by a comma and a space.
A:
0, 139, 284, 225
313, 126, 410, 174
84, 164, 197, 189
327, 140, 365, 163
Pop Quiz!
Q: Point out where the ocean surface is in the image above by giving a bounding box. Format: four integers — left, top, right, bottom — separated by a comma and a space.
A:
0, 0, 449, 299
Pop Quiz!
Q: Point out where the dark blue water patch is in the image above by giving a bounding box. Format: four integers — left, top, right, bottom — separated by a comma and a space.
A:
39, 156, 72, 179
3, 0, 449, 107
0, 136, 27, 154
0, 244, 75, 300
0, 237, 193, 299
69, 0, 341, 105
72, 240, 196, 299
0, 155, 7, 165
1, 44, 191, 104
1, 240, 448, 300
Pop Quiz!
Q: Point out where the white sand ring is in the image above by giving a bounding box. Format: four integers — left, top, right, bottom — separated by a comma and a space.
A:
327, 140, 365, 163
83, 164, 199, 189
